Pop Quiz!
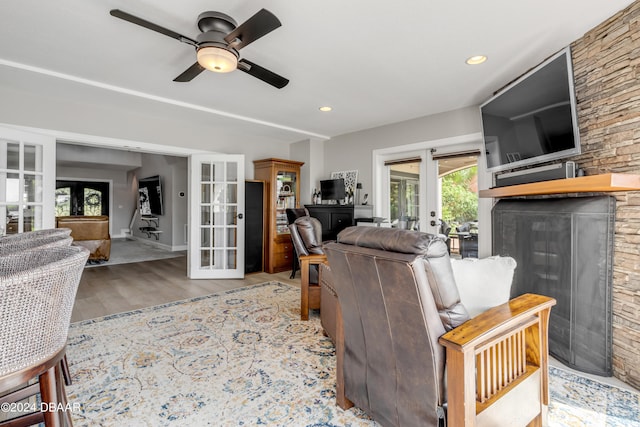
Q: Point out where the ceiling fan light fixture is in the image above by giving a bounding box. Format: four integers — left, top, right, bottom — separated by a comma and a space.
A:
197, 46, 238, 73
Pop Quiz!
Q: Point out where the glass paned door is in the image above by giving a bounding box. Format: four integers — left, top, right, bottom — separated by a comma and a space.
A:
388, 161, 421, 230
189, 154, 245, 279
55, 180, 109, 217
0, 127, 55, 235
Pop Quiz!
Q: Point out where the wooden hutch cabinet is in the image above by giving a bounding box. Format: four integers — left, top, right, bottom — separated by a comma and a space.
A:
253, 158, 304, 273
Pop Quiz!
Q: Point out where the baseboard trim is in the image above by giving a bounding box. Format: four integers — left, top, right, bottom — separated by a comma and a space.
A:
128, 235, 172, 251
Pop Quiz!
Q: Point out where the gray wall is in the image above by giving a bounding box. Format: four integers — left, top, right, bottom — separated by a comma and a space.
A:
290, 138, 325, 206
171, 159, 188, 247
133, 153, 187, 249
321, 106, 482, 197
56, 165, 136, 237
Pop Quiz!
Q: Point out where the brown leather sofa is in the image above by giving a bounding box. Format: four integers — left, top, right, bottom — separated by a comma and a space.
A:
323, 226, 555, 427
56, 216, 111, 261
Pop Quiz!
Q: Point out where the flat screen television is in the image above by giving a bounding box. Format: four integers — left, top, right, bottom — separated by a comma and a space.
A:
138, 175, 164, 216
320, 178, 346, 202
480, 47, 581, 173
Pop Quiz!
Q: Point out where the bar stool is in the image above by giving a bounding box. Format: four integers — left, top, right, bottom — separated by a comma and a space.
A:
0, 246, 89, 427
0, 235, 73, 256
0, 229, 76, 386
0, 228, 71, 241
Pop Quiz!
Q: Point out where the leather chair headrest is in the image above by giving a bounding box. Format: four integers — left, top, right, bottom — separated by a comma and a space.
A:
337, 226, 448, 257
293, 216, 324, 255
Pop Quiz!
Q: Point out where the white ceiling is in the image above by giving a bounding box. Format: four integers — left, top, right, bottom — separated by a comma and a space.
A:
0, 0, 634, 144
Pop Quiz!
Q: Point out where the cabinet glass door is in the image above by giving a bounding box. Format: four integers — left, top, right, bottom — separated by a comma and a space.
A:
275, 170, 297, 235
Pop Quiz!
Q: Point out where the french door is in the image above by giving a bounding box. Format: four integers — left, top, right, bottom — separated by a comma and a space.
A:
188, 154, 245, 279
55, 180, 109, 217
0, 126, 55, 235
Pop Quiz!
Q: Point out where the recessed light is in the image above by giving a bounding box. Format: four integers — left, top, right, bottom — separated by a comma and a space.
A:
466, 55, 487, 65
319, 106, 332, 112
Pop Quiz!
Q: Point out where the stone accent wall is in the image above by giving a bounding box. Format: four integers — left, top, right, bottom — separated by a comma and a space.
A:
570, 1, 640, 388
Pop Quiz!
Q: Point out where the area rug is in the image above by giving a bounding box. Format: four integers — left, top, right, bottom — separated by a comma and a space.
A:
66, 282, 640, 426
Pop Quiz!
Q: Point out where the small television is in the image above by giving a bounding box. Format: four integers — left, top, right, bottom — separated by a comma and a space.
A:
320, 178, 346, 203
138, 175, 164, 216
480, 47, 581, 173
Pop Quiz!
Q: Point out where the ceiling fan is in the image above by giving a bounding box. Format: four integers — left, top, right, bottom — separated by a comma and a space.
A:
110, 8, 289, 89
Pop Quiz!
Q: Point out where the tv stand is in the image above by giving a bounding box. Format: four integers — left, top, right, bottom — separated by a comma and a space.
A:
305, 205, 354, 241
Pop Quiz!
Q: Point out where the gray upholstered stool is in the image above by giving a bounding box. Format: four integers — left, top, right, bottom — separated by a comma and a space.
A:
0, 246, 89, 427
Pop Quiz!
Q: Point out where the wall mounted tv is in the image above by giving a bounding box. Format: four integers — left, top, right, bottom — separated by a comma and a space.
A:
138, 175, 164, 216
480, 47, 581, 173
320, 178, 346, 203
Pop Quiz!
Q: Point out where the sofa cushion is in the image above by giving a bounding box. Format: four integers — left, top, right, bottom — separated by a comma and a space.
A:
451, 256, 517, 317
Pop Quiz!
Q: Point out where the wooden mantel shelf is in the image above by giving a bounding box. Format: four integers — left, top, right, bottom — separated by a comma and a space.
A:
479, 173, 640, 198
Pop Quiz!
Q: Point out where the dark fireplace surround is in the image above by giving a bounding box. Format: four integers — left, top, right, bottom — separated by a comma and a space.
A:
493, 196, 615, 376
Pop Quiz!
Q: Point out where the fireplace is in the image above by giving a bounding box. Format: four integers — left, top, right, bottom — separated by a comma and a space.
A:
492, 196, 615, 376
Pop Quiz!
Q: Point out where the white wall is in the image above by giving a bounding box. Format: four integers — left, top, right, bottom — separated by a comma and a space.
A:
0, 68, 294, 174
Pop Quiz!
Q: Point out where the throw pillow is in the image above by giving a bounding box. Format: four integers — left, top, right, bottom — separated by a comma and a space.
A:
450, 256, 517, 317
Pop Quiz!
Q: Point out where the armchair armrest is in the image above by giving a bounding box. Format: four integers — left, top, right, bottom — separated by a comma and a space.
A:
439, 293, 556, 427
299, 254, 328, 320
299, 253, 328, 266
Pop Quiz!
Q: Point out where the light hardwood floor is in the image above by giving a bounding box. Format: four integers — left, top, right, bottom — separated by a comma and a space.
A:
71, 255, 300, 322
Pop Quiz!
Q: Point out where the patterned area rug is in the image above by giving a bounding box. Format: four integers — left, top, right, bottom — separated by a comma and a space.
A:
66, 282, 640, 426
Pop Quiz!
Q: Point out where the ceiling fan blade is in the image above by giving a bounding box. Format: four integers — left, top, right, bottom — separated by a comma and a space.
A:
110, 9, 197, 46
173, 62, 206, 82
238, 59, 289, 89
224, 9, 281, 50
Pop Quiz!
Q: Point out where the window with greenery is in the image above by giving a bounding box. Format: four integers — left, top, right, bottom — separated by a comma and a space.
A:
441, 165, 478, 228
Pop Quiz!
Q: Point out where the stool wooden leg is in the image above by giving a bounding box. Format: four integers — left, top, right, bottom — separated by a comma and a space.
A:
39, 367, 61, 427
61, 354, 72, 386
55, 363, 73, 427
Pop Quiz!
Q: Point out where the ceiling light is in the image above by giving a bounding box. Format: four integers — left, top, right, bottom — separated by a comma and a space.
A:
466, 55, 487, 65
197, 46, 238, 73
319, 106, 332, 112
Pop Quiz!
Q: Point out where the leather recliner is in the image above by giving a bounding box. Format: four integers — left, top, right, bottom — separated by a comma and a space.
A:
285, 208, 310, 278
323, 226, 555, 427
56, 215, 111, 261
288, 216, 327, 320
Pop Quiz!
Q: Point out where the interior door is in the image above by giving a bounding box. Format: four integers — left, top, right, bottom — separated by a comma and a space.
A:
0, 126, 55, 235
55, 180, 110, 216
188, 154, 245, 279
